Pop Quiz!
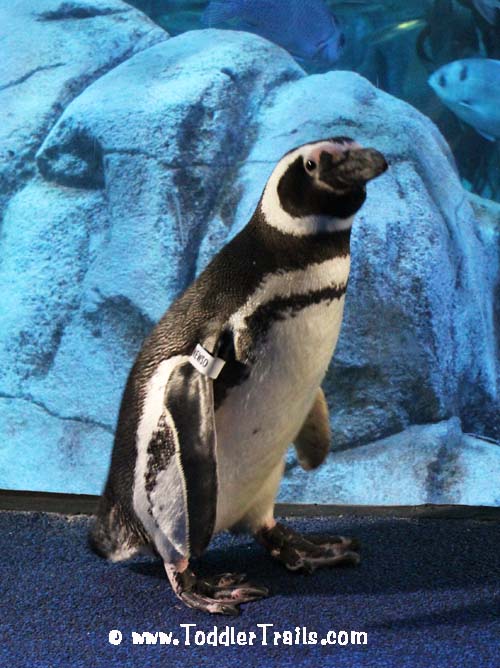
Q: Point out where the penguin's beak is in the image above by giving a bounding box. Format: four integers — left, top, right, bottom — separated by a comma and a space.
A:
320, 147, 388, 190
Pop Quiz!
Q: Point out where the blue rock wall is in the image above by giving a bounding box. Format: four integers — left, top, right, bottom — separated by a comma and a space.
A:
1, 1, 499, 502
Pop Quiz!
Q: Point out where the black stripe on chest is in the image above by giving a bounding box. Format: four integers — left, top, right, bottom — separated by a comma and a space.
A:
213, 284, 346, 410
244, 283, 347, 355
141, 210, 351, 363
189, 210, 351, 327
140, 212, 351, 412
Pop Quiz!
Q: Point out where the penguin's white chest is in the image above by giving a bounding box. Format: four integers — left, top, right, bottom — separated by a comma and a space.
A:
214, 257, 349, 532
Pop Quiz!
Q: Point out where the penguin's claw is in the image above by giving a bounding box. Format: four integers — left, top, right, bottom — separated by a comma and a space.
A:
256, 522, 361, 573
205, 572, 249, 587
304, 535, 361, 552
199, 574, 269, 604
180, 591, 240, 616
284, 549, 360, 572
165, 564, 269, 615
212, 585, 270, 602
305, 533, 361, 552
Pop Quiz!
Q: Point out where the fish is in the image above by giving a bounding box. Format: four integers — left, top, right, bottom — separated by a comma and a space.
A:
472, 0, 500, 25
201, 0, 345, 65
428, 58, 500, 141
370, 19, 425, 46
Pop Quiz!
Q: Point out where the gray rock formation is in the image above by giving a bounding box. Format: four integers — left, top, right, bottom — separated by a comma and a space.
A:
0, 0, 167, 492
0, 0, 168, 215
0, 4, 498, 501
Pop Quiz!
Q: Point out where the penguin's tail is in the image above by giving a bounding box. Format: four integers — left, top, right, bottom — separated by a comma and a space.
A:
88, 496, 149, 562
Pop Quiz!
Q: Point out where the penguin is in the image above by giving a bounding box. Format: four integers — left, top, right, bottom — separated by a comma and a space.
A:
89, 137, 388, 615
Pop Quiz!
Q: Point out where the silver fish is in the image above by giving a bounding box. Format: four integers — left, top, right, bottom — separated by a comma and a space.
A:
473, 0, 500, 24
202, 0, 345, 64
428, 58, 500, 141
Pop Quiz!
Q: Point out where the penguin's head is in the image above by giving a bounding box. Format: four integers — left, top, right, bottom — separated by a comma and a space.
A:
260, 137, 388, 236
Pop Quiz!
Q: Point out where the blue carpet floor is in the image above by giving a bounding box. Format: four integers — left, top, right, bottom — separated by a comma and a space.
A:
1, 511, 499, 668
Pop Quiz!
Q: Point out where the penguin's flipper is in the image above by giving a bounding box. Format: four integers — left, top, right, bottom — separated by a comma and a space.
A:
162, 359, 219, 558
139, 352, 269, 615
135, 355, 218, 563
293, 388, 331, 470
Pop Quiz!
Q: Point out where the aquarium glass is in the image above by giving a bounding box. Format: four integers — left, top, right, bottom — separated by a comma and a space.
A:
1, 0, 499, 506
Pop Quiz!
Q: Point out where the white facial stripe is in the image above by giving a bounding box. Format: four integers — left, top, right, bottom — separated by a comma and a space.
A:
260, 142, 355, 237
288, 213, 354, 234
324, 214, 354, 231
133, 355, 190, 559
229, 255, 350, 336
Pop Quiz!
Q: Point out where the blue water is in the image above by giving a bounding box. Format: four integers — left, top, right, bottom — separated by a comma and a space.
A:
129, 0, 500, 201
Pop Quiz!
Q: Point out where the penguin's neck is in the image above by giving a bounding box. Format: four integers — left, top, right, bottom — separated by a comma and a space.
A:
251, 207, 351, 267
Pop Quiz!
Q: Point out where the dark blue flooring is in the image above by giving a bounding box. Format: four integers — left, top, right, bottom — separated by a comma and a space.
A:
1, 511, 499, 668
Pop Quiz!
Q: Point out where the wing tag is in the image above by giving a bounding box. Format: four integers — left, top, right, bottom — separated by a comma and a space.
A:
189, 344, 225, 379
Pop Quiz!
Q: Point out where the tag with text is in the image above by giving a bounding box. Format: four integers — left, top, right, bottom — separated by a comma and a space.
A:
189, 344, 225, 379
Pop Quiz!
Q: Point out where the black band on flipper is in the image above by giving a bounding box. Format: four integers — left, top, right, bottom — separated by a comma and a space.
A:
164, 362, 217, 557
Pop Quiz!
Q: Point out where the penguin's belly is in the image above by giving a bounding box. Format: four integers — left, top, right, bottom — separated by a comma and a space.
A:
213, 295, 346, 533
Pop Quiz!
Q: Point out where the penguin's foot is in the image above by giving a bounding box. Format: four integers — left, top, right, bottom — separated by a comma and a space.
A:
165, 563, 269, 616
255, 522, 360, 573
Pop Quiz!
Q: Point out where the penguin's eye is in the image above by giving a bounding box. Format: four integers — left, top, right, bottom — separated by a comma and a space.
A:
305, 159, 317, 172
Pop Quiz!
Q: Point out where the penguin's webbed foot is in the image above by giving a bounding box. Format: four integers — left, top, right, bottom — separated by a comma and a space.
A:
256, 522, 360, 573
165, 564, 269, 616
